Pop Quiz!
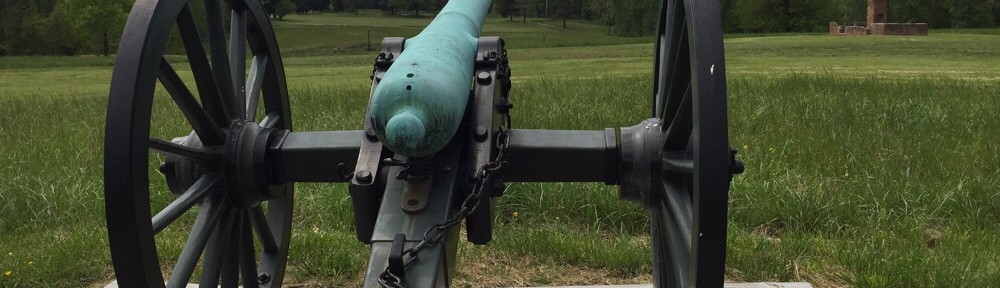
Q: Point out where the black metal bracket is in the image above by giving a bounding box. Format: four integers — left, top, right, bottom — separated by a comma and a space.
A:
463, 36, 512, 245
387, 233, 409, 286
350, 37, 405, 244
371, 37, 405, 82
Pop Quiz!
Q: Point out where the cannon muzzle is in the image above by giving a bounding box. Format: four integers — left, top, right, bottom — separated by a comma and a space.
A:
368, 0, 492, 157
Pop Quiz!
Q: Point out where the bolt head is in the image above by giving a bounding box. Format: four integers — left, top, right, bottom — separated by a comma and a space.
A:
477, 71, 492, 85
474, 126, 489, 141
257, 273, 271, 284
355, 170, 373, 183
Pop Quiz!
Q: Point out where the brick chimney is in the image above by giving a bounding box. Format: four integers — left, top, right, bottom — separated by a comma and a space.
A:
868, 0, 888, 29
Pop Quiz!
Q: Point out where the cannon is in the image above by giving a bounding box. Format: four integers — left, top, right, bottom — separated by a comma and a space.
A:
103, 0, 743, 287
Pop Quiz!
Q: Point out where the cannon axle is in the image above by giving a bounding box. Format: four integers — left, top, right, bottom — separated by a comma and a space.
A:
104, 0, 742, 287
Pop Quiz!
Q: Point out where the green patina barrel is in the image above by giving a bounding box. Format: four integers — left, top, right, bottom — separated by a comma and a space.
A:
369, 0, 491, 158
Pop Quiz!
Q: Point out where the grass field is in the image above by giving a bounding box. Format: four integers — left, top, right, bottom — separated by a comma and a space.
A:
1, 12, 998, 287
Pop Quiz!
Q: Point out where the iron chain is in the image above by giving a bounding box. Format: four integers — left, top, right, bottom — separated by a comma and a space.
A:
378, 125, 511, 288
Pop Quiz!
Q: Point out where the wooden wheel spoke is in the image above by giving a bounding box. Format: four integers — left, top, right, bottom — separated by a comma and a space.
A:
205, 0, 238, 118
654, 30, 668, 117
661, 181, 694, 232
199, 205, 238, 287
655, 1, 691, 125
165, 196, 226, 288
220, 213, 242, 287
148, 138, 221, 162
662, 83, 692, 149
151, 174, 222, 234
259, 112, 280, 129
249, 205, 278, 253
651, 180, 693, 287
231, 7, 249, 119
653, 0, 675, 118
176, 4, 231, 124
241, 214, 261, 288
659, 4, 690, 125
246, 55, 268, 121
661, 154, 694, 175
157, 58, 225, 146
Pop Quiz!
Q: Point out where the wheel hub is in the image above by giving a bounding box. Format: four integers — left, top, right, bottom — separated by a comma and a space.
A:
162, 121, 286, 209
618, 118, 667, 208
161, 132, 206, 197
224, 121, 286, 208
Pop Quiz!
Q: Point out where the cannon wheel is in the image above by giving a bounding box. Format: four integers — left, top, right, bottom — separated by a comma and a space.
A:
105, 0, 293, 287
649, 0, 733, 287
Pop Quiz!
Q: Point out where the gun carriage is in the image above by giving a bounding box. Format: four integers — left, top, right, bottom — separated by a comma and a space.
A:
103, 0, 743, 287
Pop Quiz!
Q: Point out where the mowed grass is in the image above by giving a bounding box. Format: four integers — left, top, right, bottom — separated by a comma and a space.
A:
1, 12, 999, 287
273, 10, 647, 56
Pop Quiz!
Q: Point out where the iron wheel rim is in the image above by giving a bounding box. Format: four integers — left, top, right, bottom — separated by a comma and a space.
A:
104, 0, 293, 287
650, 0, 732, 287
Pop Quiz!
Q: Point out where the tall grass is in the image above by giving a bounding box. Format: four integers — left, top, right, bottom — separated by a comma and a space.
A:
726, 75, 999, 285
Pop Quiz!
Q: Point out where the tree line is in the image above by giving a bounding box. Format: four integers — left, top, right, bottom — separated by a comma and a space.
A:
3, 0, 1000, 56
722, 0, 1000, 33
1, 0, 131, 56
501, 0, 1000, 36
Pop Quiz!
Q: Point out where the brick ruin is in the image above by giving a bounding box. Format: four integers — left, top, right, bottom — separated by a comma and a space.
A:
829, 0, 928, 36
868, 0, 888, 26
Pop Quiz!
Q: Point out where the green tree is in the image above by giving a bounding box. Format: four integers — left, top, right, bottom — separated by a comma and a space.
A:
343, 0, 362, 15
889, 0, 950, 27
272, 0, 296, 19
0, 0, 31, 55
430, 0, 447, 11
27, 7, 84, 55
946, 0, 997, 28
734, 0, 835, 33
826, 0, 865, 26
720, 0, 739, 32
56, 0, 130, 56
552, 0, 582, 28
608, 0, 656, 36
387, 0, 434, 16
496, 0, 516, 18
587, 0, 612, 33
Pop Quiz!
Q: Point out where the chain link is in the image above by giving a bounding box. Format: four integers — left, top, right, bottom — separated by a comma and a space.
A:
378, 126, 511, 288
370, 52, 387, 81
